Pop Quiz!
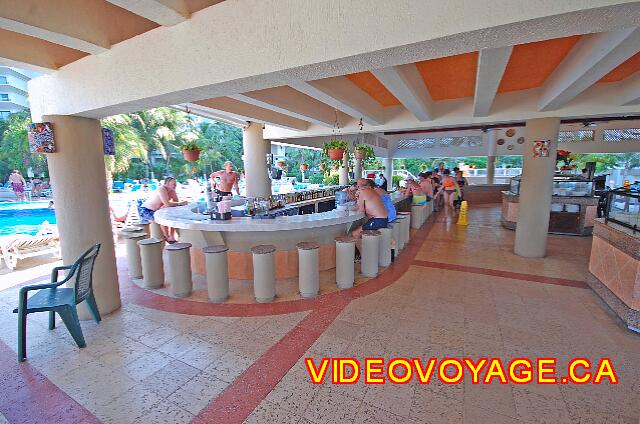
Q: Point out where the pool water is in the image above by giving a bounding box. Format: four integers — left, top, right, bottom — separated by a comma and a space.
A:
0, 202, 57, 236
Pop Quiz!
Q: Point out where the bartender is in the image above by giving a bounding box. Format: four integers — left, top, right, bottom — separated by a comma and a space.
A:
210, 161, 240, 196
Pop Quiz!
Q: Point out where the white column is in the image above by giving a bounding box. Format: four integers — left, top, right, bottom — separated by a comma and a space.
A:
354, 158, 363, 180
384, 158, 393, 187
339, 153, 349, 185
44, 115, 121, 318
242, 122, 271, 197
514, 117, 560, 258
486, 129, 498, 185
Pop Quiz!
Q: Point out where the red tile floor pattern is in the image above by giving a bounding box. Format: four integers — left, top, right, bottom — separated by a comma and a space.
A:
0, 341, 100, 424
2, 206, 634, 423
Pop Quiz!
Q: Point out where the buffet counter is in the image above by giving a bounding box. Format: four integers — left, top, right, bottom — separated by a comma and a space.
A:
501, 191, 598, 235
155, 192, 410, 279
587, 219, 640, 332
501, 175, 598, 235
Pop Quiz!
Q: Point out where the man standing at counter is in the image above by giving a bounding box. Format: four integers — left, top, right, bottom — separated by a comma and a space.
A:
210, 161, 240, 196
139, 177, 187, 243
352, 178, 388, 256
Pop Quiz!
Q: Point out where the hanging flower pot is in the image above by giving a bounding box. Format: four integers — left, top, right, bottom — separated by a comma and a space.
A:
182, 149, 201, 162
328, 148, 345, 160
332, 164, 339, 171
323, 139, 348, 161
300, 163, 309, 171
181, 142, 202, 162
319, 163, 326, 171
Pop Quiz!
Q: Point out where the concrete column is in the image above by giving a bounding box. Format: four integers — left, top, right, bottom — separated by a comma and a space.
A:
514, 118, 560, 258
44, 115, 120, 318
243, 122, 271, 197
339, 152, 349, 185
384, 158, 393, 188
354, 158, 363, 180
486, 129, 498, 185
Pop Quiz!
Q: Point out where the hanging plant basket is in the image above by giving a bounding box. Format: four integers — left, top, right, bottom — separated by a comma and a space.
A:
182, 149, 201, 162
354, 145, 374, 161
319, 163, 326, 171
354, 150, 366, 160
328, 148, 345, 161
300, 163, 309, 171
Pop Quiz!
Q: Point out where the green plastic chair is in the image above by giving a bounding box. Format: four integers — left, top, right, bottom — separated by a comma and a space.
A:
13, 244, 102, 362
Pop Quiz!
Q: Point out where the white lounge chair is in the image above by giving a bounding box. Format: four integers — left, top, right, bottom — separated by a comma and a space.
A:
0, 224, 61, 271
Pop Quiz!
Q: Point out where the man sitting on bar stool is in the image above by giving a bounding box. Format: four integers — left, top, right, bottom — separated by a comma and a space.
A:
352, 178, 388, 260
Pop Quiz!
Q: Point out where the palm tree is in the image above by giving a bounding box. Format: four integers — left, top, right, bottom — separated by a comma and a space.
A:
128, 108, 189, 178
101, 114, 147, 186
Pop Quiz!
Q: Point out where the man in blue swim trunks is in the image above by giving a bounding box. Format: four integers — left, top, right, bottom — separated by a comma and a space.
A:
139, 177, 187, 242
352, 178, 388, 255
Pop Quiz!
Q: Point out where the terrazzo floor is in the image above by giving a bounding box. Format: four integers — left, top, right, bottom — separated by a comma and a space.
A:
0, 204, 638, 423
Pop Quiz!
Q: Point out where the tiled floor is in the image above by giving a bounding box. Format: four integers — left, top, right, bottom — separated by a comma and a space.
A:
0, 204, 639, 423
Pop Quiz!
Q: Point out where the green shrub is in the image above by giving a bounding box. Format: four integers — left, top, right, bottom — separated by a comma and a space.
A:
392, 175, 403, 189
308, 173, 324, 184
323, 173, 340, 186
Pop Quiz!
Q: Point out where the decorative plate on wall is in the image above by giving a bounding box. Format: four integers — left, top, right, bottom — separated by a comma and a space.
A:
507, 144, 514, 150
496, 138, 505, 145
505, 129, 515, 137
517, 136, 525, 144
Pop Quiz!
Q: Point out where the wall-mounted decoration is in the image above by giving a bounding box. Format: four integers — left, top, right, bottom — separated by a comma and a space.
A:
533, 140, 550, 158
507, 144, 514, 150
102, 128, 115, 156
505, 128, 515, 137
28, 122, 55, 153
496, 138, 505, 146
517, 136, 525, 145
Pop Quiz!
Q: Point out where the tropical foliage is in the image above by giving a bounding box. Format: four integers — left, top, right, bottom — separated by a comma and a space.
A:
0, 110, 48, 180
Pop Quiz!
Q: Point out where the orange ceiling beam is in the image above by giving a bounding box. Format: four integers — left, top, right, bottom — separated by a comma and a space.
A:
416, 52, 478, 100
345, 71, 401, 107
598, 51, 640, 83
498, 35, 581, 93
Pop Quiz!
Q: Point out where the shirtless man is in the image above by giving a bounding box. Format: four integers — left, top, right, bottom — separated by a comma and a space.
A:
8, 170, 26, 201
139, 177, 187, 242
352, 178, 388, 254
210, 161, 240, 196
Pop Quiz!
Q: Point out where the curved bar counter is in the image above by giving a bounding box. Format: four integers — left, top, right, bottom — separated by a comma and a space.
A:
155, 193, 410, 279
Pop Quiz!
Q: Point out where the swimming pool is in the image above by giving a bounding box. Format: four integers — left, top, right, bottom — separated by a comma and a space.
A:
0, 202, 57, 236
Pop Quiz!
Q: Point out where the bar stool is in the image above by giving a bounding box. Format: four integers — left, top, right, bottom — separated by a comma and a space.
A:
149, 221, 164, 240
165, 243, 193, 298
395, 215, 407, 252
378, 227, 392, 267
121, 226, 144, 235
138, 238, 164, 289
361, 230, 381, 278
388, 222, 398, 262
297, 242, 320, 298
335, 235, 355, 289
122, 232, 147, 279
411, 204, 423, 229
140, 221, 151, 237
398, 212, 411, 246
203, 245, 229, 303
251, 245, 276, 303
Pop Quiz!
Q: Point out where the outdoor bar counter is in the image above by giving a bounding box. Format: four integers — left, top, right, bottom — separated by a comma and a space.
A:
155, 192, 410, 279
588, 219, 640, 332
